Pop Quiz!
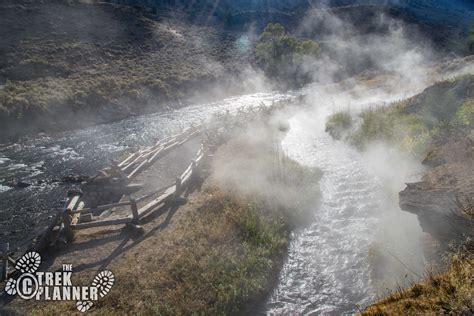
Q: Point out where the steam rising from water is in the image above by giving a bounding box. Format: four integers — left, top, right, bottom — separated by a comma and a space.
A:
263, 6, 450, 312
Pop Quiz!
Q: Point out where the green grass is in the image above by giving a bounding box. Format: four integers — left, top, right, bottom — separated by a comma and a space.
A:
349, 100, 433, 156
344, 76, 474, 156
325, 110, 353, 140
455, 99, 474, 126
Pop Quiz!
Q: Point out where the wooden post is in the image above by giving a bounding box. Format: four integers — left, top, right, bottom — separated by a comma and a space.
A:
175, 177, 182, 199
61, 208, 73, 242
0, 243, 9, 281
34, 210, 61, 252
191, 160, 200, 182
130, 198, 139, 224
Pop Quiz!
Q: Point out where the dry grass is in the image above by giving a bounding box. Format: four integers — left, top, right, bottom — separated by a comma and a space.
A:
28, 118, 320, 315
363, 242, 473, 315
0, 2, 247, 138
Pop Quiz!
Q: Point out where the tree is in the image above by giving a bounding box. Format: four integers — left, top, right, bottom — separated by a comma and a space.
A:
256, 23, 320, 83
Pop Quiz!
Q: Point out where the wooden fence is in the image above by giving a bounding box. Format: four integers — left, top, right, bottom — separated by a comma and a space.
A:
0, 97, 297, 281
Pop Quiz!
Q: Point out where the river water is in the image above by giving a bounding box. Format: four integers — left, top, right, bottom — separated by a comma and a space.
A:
266, 116, 381, 314
0, 92, 289, 248
265, 89, 426, 314
1, 86, 425, 313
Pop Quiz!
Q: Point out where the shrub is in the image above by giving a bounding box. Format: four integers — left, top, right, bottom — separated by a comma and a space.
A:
455, 98, 474, 126
325, 111, 353, 140
256, 23, 320, 82
349, 102, 433, 156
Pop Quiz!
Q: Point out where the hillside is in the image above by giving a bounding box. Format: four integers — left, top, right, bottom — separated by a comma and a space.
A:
0, 1, 248, 140
0, 1, 470, 140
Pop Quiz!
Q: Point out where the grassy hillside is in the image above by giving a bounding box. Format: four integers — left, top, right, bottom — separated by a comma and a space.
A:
0, 1, 248, 139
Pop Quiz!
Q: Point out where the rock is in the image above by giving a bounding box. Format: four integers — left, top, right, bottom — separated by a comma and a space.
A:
62, 174, 89, 184
400, 138, 474, 251
14, 180, 31, 188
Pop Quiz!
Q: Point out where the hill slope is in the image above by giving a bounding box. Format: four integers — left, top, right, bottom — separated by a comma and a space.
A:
0, 1, 248, 139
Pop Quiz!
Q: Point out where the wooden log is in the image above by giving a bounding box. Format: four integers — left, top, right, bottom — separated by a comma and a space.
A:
73, 217, 132, 230
122, 152, 149, 172
146, 146, 165, 164
137, 186, 175, 218
8, 257, 16, 267
67, 195, 80, 211
180, 164, 193, 181
130, 198, 139, 224
121, 128, 201, 174
118, 152, 139, 167
70, 201, 85, 227
181, 170, 192, 185
135, 184, 171, 203
60, 208, 73, 242
127, 159, 149, 180
0, 243, 9, 281
175, 177, 182, 199
80, 201, 132, 214
141, 145, 163, 159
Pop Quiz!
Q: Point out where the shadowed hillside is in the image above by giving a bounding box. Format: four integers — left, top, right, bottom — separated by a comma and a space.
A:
0, 1, 248, 139
0, 0, 471, 140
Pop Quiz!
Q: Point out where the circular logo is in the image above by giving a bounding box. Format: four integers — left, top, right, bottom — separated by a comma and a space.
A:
16, 273, 39, 300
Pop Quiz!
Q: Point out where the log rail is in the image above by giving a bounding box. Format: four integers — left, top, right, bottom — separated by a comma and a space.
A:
0, 98, 296, 281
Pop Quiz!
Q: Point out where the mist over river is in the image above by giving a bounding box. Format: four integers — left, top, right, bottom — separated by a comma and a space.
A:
1, 84, 427, 313
0, 92, 289, 249
266, 108, 425, 314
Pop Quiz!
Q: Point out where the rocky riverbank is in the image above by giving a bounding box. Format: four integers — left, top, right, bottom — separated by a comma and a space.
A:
398, 76, 474, 255
324, 72, 473, 314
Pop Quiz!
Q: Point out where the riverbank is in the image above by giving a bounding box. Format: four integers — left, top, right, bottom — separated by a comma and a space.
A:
7, 108, 321, 314
324, 74, 473, 313
363, 239, 473, 315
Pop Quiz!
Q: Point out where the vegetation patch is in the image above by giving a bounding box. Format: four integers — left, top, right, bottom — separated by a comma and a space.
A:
363, 240, 473, 315
256, 23, 320, 86
325, 110, 353, 140
349, 101, 433, 156
329, 75, 474, 156
455, 98, 474, 126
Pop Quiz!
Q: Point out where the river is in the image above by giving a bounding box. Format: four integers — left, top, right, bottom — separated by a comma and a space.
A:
0, 92, 289, 249
0, 86, 425, 313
